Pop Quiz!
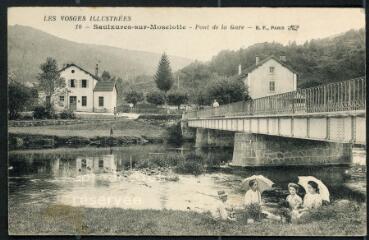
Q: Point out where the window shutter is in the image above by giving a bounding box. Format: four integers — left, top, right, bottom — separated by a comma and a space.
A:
68, 79, 71, 88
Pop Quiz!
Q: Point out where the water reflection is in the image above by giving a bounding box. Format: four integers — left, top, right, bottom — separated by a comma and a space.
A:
8, 145, 366, 212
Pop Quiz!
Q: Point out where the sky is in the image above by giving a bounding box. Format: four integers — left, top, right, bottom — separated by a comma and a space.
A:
8, 7, 365, 61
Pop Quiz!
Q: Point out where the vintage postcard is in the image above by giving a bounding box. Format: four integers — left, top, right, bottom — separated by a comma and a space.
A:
7, 7, 366, 236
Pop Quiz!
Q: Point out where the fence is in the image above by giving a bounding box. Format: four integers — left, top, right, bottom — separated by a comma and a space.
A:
183, 77, 366, 119
117, 105, 184, 115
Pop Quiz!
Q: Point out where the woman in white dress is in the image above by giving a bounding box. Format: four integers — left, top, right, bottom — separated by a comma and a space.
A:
286, 183, 303, 221
301, 181, 323, 210
286, 183, 303, 210
293, 181, 323, 220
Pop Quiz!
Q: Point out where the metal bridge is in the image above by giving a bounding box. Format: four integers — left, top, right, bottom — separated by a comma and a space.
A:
183, 77, 366, 145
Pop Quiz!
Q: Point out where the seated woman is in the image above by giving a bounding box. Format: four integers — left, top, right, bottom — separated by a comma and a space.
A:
286, 183, 303, 210
301, 181, 323, 210
292, 181, 323, 220
286, 183, 303, 221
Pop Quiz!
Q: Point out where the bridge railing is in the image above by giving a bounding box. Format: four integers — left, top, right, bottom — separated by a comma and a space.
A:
183, 76, 366, 119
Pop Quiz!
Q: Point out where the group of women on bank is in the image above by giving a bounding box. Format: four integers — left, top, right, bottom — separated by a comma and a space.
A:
244, 179, 324, 221
213, 179, 325, 222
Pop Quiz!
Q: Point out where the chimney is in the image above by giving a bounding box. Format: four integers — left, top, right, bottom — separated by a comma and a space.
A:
95, 64, 99, 77
255, 56, 260, 65
238, 64, 242, 75
280, 55, 287, 62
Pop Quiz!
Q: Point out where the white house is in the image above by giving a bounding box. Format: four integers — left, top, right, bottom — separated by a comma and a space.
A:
239, 55, 298, 99
51, 63, 117, 113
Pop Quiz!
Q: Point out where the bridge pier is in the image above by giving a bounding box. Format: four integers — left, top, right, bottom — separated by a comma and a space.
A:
181, 120, 196, 140
195, 128, 234, 148
231, 133, 352, 167
195, 128, 208, 148
207, 129, 234, 147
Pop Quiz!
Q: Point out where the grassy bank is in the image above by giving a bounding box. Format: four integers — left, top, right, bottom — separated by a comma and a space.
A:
9, 200, 366, 236
8, 118, 166, 139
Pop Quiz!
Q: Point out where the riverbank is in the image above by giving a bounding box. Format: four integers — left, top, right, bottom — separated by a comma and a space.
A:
9, 118, 166, 138
8, 118, 167, 148
9, 200, 366, 235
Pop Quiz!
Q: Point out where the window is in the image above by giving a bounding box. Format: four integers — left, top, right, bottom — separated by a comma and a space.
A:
269, 67, 275, 73
82, 96, 87, 106
70, 79, 76, 88
59, 96, 64, 102
81, 79, 87, 88
71, 70, 75, 73
99, 96, 104, 107
269, 81, 275, 92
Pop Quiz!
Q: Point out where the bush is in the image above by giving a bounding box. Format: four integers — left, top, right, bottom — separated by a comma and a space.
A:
136, 102, 157, 108
125, 89, 144, 106
118, 151, 206, 175
132, 153, 185, 170
135, 158, 152, 169
146, 91, 166, 106
148, 154, 170, 168
60, 110, 75, 119
15, 112, 34, 120
8, 81, 35, 120
167, 91, 188, 109
297, 201, 363, 224
175, 152, 204, 175
33, 106, 50, 119
146, 153, 184, 168
244, 203, 262, 221
204, 77, 250, 105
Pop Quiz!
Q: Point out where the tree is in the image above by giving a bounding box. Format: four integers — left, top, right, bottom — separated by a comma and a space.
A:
154, 53, 174, 94
146, 91, 166, 106
101, 71, 111, 81
167, 91, 188, 109
205, 77, 249, 105
37, 57, 64, 108
166, 122, 183, 146
8, 81, 33, 119
174, 28, 365, 91
124, 89, 144, 106
115, 77, 124, 93
194, 88, 210, 106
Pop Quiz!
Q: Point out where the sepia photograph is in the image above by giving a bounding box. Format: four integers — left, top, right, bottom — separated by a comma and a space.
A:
7, 7, 366, 236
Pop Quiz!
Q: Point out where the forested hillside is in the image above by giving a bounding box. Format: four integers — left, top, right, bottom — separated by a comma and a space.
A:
177, 28, 365, 99
8, 25, 192, 86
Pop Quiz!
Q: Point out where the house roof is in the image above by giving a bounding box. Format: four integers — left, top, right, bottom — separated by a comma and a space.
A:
59, 63, 99, 80
240, 55, 298, 78
93, 81, 116, 92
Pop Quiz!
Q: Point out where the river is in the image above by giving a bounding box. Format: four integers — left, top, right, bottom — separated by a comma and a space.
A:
8, 144, 366, 213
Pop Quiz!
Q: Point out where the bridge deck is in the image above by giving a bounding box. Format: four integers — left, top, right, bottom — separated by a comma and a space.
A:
183, 77, 366, 145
